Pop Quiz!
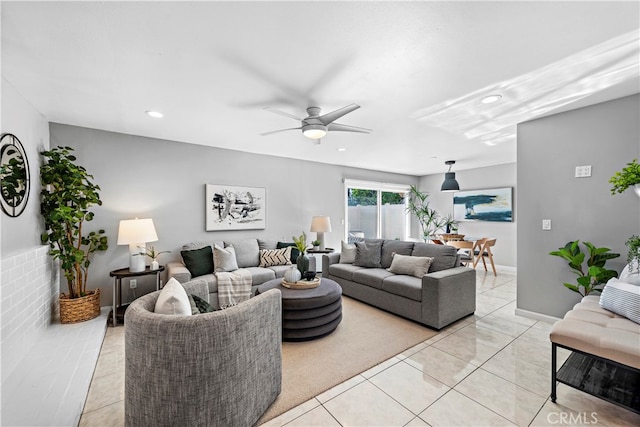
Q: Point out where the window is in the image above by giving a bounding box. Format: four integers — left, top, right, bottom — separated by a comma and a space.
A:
344, 179, 410, 242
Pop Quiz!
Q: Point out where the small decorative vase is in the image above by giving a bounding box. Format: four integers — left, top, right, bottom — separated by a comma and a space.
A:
296, 252, 310, 275
634, 184, 640, 198
284, 265, 302, 283
151, 260, 159, 271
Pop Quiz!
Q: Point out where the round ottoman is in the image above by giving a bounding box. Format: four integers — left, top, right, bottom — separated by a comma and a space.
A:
257, 277, 342, 341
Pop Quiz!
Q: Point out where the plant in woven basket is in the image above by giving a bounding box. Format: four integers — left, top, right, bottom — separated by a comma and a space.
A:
549, 240, 619, 296
40, 146, 108, 303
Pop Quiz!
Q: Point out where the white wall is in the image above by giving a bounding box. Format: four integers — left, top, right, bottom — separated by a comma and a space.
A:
418, 162, 517, 268
1, 79, 56, 380
517, 94, 640, 318
49, 123, 418, 306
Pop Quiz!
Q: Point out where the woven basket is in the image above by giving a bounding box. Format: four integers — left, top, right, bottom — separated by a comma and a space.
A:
59, 288, 101, 324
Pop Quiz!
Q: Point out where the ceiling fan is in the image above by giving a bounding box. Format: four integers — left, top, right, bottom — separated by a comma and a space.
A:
260, 103, 371, 143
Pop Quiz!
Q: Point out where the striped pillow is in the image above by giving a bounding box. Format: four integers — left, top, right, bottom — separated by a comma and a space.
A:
259, 247, 292, 267
599, 279, 640, 324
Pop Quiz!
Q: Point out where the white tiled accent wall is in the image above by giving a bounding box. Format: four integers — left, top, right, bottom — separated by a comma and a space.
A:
1, 245, 59, 378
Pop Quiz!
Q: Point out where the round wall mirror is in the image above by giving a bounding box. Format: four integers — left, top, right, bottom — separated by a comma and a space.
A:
0, 133, 30, 217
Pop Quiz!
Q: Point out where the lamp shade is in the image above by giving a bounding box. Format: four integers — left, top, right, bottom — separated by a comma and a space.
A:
310, 216, 332, 233
441, 172, 460, 192
117, 218, 158, 245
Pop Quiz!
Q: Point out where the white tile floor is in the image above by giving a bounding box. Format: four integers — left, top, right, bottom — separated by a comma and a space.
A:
79, 270, 640, 427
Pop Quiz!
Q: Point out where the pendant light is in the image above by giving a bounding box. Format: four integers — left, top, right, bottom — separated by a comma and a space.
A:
441, 160, 460, 192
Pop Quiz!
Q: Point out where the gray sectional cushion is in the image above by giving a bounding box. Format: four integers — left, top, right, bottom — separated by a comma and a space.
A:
354, 240, 383, 268
268, 265, 292, 278
328, 263, 363, 281
381, 240, 414, 268
382, 275, 423, 301
352, 268, 394, 290
258, 239, 278, 250
225, 239, 260, 268
411, 242, 458, 272
244, 267, 276, 285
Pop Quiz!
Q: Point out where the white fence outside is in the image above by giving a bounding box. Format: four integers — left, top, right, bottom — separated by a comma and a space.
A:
348, 204, 407, 241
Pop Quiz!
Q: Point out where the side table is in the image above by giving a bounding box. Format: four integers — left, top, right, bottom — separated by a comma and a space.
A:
109, 266, 164, 326
306, 248, 334, 273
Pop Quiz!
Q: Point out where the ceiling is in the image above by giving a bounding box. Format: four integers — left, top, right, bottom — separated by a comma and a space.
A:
2, 1, 639, 176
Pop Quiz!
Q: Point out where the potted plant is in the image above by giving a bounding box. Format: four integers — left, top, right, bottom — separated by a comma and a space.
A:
311, 240, 321, 250
292, 231, 309, 274
40, 146, 108, 323
406, 185, 445, 241
549, 240, 619, 296
609, 159, 640, 197
625, 235, 640, 275
136, 246, 171, 271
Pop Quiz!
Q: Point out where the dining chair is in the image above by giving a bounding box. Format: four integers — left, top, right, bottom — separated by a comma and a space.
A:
446, 240, 475, 267
473, 238, 497, 276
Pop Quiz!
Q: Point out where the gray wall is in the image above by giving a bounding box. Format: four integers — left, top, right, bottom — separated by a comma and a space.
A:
418, 162, 517, 268
517, 94, 640, 318
1, 78, 50, 256
49, 124, 418, 306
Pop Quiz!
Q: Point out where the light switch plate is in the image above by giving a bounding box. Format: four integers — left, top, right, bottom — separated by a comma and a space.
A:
542, 219, 552, 230
575, 165, 592, 178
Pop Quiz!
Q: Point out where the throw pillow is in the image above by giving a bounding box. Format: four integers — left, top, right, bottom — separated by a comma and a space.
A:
354, 240, 383, 268
619, 261, 640, 286
599, 278, 640, 324
259, 247, 292, 267
180, 246, 214, 277
187, 294, 200, 315
214, 245, 239, 272
192, 294, 215, 313
154, 278, 192, 316
277, 242, 300, 263
339, 240, 357, 264
387, 254, 434, 278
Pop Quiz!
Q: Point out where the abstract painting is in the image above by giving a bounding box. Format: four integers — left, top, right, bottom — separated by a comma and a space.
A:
453, 187, 513, 222
205, 184, 266, 231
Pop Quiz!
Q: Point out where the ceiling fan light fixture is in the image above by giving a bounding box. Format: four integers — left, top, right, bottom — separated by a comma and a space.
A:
303, 124, 327, 139
441, 160, 460, 192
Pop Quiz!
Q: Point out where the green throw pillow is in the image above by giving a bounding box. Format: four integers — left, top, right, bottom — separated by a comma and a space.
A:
277, 241, 300, 263
181, 246, 214, 277
192, 294, 215, 313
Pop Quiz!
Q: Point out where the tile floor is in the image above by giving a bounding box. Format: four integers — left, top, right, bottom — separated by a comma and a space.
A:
79, 270, 640, 426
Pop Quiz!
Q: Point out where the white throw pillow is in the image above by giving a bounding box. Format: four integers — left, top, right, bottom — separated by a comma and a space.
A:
339, 240, 357, 264
599, 278, 640, 324
619, 261, 640, 286
214, 245, 239, 272
387, 253, 434, 278
154, 278, 192, 316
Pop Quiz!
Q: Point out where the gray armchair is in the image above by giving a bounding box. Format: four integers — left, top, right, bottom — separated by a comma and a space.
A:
124, 280, 282, 427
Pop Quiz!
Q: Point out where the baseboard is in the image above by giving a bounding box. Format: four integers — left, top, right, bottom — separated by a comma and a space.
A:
514, 307, 561, 324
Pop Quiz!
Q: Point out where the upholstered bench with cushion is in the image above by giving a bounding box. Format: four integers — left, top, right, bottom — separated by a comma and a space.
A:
550, 278, 640, 413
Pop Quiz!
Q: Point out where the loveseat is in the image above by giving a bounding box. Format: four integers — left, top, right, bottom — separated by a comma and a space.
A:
124, 280, 282, 426
323, 239, 476, 329
167, 238, 315, 309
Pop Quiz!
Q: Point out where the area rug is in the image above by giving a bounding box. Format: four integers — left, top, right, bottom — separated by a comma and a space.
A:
258, 296, 438, 424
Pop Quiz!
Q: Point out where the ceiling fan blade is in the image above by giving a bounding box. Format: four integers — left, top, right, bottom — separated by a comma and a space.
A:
263, 106, 302, 121
327, 122, 372, 133
260, 127, 302, 136
319, 103, 360, 125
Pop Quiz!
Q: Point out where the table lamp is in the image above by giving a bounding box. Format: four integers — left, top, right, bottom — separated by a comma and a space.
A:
117, 218, 158, 272
310, 216, 332, 251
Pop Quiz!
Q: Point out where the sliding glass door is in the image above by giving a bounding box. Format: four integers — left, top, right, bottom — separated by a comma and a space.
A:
344, 180, 409, 242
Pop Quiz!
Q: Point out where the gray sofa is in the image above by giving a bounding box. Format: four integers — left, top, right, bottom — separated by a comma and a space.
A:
124, 280, 282, 427
323, 239, 476, 329
167, 238, 315, 309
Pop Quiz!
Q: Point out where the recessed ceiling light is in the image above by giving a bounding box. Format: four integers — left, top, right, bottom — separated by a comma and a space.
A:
145, 110, 164, 118
484, 141, 497, 146
480, 94, 502, 104
337, 148, 346, 152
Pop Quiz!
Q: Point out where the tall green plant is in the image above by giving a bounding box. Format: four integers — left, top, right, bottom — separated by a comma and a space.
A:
549, 240, 619, 296
40, 147, 108, 299
406, 185, 445, 241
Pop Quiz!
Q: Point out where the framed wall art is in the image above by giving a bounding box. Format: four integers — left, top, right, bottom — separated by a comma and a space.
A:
453, 187, 513, 222
205, 184, 266, 231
